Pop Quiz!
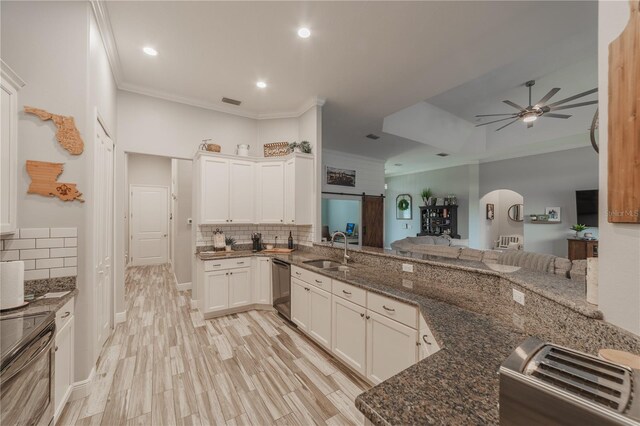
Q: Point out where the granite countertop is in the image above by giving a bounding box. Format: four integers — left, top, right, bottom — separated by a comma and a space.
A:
2, 288, 78, 319
2, 277, 79, 318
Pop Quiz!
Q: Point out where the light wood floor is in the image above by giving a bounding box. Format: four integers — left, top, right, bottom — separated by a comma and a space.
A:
57, 264, 369, 426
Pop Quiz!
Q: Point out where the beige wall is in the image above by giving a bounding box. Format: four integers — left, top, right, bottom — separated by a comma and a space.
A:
173, 159, 193, 285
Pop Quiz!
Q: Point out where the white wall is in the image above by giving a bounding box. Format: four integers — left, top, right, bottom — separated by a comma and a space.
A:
322, 150, 385, 195
322, 199, 361, 235
173, 159, 192, 285
478, 189, 524, 249
597, 1, 640, 336
480, 147, 598, 257
385, 164, 476, 247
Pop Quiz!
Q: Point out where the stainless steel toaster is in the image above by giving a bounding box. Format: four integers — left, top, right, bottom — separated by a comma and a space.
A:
499, 337, 640, 425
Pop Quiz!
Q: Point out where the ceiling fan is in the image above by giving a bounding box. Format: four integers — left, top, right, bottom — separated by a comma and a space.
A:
475, 80, 598, 131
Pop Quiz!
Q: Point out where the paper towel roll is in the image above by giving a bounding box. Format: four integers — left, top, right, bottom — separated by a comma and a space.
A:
1, 261, 25, 310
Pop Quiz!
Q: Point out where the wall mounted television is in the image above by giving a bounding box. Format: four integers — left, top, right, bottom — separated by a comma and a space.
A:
576, 190, 598, 227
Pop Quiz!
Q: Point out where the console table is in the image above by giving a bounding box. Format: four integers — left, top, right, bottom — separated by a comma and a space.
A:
567, 238, 598, 261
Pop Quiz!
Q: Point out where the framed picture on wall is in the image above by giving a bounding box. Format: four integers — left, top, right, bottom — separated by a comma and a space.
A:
486, 203, 495, 220
326, 166, 356, 187
545, 207, 561, 222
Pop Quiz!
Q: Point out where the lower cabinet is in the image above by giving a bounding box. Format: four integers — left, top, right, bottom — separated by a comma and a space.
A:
229, 268, 251, 308
331, 296, 367, 376
291, 278, 309, 330
204, 270, 229, 312
253, 257, 272, 305
307, 285, 332, 349
54, 298, 74, 420
366, 310, 418, 384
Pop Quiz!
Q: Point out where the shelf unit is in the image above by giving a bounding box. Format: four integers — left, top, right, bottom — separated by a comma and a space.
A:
418, 205, 459, 238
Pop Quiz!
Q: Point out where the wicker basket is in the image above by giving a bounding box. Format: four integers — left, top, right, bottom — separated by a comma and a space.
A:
200, 143, 221, 153
264, 142, 289, 157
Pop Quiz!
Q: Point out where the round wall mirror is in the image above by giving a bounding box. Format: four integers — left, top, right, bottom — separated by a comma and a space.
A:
508, 204, 524, 222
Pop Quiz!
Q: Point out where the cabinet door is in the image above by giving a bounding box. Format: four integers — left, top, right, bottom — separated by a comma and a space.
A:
257, 162, 284, 223
308, 285, 332, 350
229, 267, 251, 308
200, 158, 229, 224
291, 278, 309, 331
283, 159, 296, 224
366, 310, 417, 385
229, 160, 255, 223
54, 317, 73, 418
331, 296, 366, 375
253, 258, 271, 305
204, 270, 229, 312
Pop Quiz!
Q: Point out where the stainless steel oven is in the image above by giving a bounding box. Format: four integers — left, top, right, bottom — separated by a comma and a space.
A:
1, 312, 56, 426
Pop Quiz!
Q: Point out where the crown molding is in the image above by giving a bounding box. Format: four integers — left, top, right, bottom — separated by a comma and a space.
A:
90, 0, 123, 86
1, 59, 26, 89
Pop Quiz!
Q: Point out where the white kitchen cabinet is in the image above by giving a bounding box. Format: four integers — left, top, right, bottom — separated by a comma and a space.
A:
284, 156, 314, 225
366, 310, 418, 385
308, 285, 332, 349
229, 160, 255, 223
228, 267, 251, 308
199, 157, 230, 224
290, 277, 309, 330
54, 297, 74, 421
331, 295, 367, 376
256, 162, 285, 223
253, 257, 272, 305
203, 270, 229, 312
1, 61, 24, 235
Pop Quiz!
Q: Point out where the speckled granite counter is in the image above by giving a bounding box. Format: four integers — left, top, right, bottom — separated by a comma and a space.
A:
2, 277, 79, 318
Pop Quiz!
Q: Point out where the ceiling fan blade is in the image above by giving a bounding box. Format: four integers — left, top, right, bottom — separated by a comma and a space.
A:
550, 100, 598, 111
475, 116, 518, 127
495, 118, 520, 131
502, 100, 526, 111
536, 88, 561, 106
475, 113, 518, 117
543, 113, 572, 119
546, 88, 598, 108
527, 122, 534, 129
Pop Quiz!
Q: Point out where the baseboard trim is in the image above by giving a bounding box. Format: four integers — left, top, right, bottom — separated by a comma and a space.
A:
177, 281, 192, 291
203, 303, 274, 320
115, 311, 126, 324
69, 367, 96, 401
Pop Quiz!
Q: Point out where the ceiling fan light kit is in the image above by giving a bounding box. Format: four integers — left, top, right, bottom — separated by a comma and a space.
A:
475, 80, 597, 131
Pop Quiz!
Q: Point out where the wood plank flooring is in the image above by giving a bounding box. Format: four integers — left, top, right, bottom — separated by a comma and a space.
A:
58, 264, 369, 426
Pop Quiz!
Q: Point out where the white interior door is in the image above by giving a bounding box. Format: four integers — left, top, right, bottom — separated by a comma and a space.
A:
130, 185, 169, 265
95, 120, 114, 351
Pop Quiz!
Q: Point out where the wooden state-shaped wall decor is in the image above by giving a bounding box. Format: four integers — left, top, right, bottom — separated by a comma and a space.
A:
26, 160, 84, 202
24, 106, 84, 155
608, 0, 640, 223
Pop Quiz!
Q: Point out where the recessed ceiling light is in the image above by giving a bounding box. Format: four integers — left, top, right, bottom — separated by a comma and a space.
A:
143, 46, 158, 56
297, 27, 311, 38
394, 163, 403, 166
436, 153, 449, 157
366, 134, 380, 140
256, 81, 267, 89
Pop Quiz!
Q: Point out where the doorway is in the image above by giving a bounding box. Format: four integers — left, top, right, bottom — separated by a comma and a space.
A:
362, 195, 384, 248
129, 185, 169, 265
479, 189, 524, 250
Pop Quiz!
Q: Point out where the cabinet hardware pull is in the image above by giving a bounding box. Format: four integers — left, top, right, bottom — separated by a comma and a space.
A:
55, 346, 59, 352
366, 315, 370, 320
213, 264, 221, 267
315, 279, 322, 283
416, 342, 421, 346
230, 272, 233, 275
382, 305, 395, 312
305, 287, 310, 291
237, 261, 244, 264
61, 311, 71, 319
422, 335, 431, 345
226, 272, 229, 276
295, 272, 301, 275
360, 313, 365, 318
342, 290, 351, 295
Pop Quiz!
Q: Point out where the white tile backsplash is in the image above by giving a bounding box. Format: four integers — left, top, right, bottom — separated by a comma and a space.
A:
0, 228, 78, 279
197, 224, 314, 247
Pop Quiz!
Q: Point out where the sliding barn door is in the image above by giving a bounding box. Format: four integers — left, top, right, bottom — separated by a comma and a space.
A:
362, 196, 384, 248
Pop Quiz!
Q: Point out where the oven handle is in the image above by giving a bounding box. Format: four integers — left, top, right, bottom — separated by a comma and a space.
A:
1, 322, 55, 383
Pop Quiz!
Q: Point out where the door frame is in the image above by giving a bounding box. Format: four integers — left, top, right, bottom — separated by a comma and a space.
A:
128, 184, 170, 266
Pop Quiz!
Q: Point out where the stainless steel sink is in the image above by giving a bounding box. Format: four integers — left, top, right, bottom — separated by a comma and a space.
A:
325, 265, 352, 272
303, 259, 342, 269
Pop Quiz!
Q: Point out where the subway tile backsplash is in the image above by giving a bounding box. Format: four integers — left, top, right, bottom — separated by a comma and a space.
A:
1, 227, 78, 280
197, 224, 314, 247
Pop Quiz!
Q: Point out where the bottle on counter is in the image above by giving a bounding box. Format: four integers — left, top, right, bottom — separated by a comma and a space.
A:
288, 231, 294, 249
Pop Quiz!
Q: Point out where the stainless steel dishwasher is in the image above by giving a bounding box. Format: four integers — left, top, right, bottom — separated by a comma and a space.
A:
271, 259, 291, 321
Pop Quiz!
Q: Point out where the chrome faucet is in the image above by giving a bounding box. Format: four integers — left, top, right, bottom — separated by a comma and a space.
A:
331, 232, 351, 265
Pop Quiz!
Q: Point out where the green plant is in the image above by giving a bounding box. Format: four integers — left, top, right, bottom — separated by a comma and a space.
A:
299, 141, 312, 153
421, 188, 433, 201
288, 141, 299, 152
570, 224, 589, 232
397, 198, 410, 211
224, 236, 236, 247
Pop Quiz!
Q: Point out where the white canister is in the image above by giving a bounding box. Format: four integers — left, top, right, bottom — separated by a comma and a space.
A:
1, 261, 25, 310
237, 144, 250, 157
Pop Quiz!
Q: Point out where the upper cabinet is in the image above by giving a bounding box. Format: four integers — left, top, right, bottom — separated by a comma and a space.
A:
194, 152, 314, 226
1, 61, 25, 235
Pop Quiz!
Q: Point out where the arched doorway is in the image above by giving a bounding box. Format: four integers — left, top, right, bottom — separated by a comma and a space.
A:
478, 189, 524, 250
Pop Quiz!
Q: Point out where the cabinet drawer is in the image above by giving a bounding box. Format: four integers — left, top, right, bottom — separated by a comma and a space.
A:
332, 280, 366, 307
291, 265, 331, 291
56, 297, 74, 329
204, 257, 251, 271
367, 291, 417, 329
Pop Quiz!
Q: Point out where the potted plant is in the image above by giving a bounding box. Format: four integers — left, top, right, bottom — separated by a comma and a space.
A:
288, 142, 300, 153
570, 224, 588, 238
224, 236, 236, 252
299, 141, 312, 154
421, 188, 433, 206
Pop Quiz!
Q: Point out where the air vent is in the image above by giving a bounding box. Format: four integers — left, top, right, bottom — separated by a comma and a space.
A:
222, 97, 241, 106
524, 346, 632, 413
366, 134, 380, 140
436, 153, 449, 157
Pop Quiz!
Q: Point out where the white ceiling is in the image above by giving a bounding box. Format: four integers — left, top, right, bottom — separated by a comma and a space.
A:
103, 1, 598, 172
